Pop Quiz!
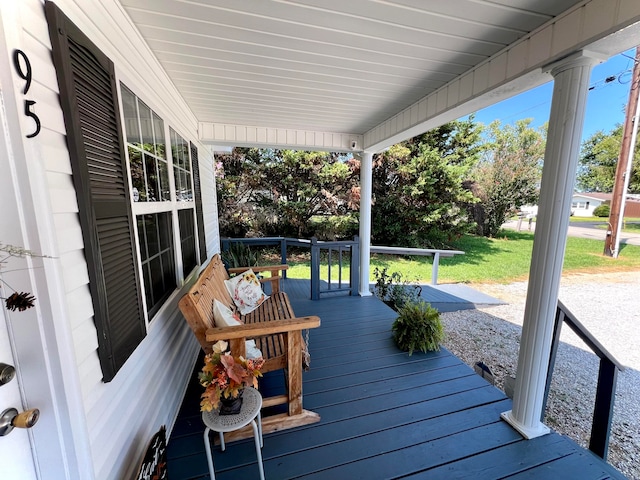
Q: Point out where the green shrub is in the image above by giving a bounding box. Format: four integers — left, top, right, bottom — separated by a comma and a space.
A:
373, 267, 420, 310
221, 242, 259, 269
592, 204, 610, 217
392, 300, 444, 355
308, 215, 358, 240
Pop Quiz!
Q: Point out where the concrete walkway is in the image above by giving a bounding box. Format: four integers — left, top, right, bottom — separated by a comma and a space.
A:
365, 282, 506, 313
417, 283, 506, 312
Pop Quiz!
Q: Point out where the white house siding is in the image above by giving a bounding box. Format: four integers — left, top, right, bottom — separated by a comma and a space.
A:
10, 0, 218, 478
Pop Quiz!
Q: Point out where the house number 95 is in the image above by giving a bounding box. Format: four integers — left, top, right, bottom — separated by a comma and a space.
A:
13, 49, 41, 138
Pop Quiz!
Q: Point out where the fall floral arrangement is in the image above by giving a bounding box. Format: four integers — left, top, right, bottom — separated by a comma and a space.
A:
199, 340, 265, 412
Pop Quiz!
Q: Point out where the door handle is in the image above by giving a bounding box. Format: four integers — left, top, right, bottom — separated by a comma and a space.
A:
0, 407, 40, 436
0, 363, 16, 386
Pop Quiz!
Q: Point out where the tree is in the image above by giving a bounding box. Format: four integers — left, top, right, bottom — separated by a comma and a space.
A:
472, 119, 545, 237
215, 148, 360, 238
214, 148, 264, 238
371, 118, 483, 247
261, 150, 359, 237
577, 125, 640, 193
216, 117, 485, 246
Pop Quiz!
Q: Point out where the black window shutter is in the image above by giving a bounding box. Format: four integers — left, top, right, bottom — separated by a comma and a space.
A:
46, 1, 146, 382
190, 142, 207, 263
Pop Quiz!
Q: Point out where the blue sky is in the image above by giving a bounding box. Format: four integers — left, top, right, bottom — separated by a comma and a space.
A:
469, 48, 636, 141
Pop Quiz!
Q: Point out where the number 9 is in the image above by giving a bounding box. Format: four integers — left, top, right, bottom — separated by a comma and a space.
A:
13, 49, 32, 95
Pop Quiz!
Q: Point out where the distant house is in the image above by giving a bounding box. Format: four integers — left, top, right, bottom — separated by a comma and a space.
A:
571, 193, 609, 216
571, 193, 640, 217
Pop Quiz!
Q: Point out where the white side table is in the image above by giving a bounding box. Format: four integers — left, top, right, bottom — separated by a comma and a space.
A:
202, 387, 264, 480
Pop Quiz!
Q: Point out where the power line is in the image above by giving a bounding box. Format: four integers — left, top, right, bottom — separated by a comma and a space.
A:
619, 51, 639, 64
498, 100, 551, 123
589, 69, 632, 90
492, 71, 627, 122
477, 64, 631, 126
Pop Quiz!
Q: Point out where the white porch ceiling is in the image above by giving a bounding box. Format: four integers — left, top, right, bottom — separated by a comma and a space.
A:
119, 0, 639, 150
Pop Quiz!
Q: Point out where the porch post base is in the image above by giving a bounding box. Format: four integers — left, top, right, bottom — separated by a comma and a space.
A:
501, 410, 550, 440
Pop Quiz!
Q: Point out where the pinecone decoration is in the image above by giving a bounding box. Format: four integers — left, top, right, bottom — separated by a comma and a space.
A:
5, 292, 36, 312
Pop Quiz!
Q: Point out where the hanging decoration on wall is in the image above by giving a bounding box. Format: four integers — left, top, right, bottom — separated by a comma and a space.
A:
0, 243, 52, 312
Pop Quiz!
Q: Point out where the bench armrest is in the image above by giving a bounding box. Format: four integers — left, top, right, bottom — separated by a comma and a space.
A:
228, 264, 289, 293
206, 316, 320, 342
227, 264, 289, 275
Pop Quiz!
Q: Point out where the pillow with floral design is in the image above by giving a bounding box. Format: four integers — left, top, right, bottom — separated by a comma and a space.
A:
224, 269, 269, 315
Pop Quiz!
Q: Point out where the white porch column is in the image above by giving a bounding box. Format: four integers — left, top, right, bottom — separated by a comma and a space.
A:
501, 52, 599, 438
358, 152, 374, 296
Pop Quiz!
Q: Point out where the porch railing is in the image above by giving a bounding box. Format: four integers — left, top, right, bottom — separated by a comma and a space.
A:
220, 236, 360, 299
369, 245, 464, 285
309, 236, 359, 300
543, 300, 625, 460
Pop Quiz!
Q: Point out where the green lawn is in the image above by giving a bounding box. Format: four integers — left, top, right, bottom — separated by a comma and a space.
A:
624, 222, 640, 232
282, 230, 640, 285
568, 217, 607, 223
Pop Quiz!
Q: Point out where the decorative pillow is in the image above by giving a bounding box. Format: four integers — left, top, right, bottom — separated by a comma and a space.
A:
244, 340, 263, 360
213, 299, 241, 327
224, 269, 269, 315
212, 300, 263, 359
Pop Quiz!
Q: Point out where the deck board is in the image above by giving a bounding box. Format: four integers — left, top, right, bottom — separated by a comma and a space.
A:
167, 279, 627, 479
418, 434, 576, 479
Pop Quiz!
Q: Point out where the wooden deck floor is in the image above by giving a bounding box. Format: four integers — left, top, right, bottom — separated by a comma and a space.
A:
167, 281, 627, 479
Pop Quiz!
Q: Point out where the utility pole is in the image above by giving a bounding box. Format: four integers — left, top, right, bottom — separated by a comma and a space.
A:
604, 46, 640, 257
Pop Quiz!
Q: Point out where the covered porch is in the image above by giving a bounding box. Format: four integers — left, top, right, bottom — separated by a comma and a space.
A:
166, 281, 625, 479
3, 2, 640, 479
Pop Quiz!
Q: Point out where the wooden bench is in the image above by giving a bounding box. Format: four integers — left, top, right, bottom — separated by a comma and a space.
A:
178, 254, 321, 436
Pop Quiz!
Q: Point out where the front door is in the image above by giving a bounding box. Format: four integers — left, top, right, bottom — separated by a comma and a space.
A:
0, 306, 37, 480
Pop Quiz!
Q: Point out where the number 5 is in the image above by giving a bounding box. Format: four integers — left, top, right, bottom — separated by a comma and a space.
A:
25, 100, 41, 138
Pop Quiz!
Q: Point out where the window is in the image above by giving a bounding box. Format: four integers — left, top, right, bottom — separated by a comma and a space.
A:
171, 128, 192, 201
137, 213, 176, 317
121, 87, 201, 317
178, 209, 197, 275
121, 86, 170, 202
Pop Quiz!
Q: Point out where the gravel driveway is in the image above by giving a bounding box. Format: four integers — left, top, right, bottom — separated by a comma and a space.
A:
440, 271, 640, 479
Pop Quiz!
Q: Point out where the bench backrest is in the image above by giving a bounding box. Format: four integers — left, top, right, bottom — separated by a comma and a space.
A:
179, 254, 233, 353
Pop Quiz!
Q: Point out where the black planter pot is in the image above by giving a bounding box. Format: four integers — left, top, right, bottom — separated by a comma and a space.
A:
219, 390, 244, 415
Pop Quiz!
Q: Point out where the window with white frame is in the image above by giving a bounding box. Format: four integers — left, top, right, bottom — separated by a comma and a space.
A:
121, 84, 197, 318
